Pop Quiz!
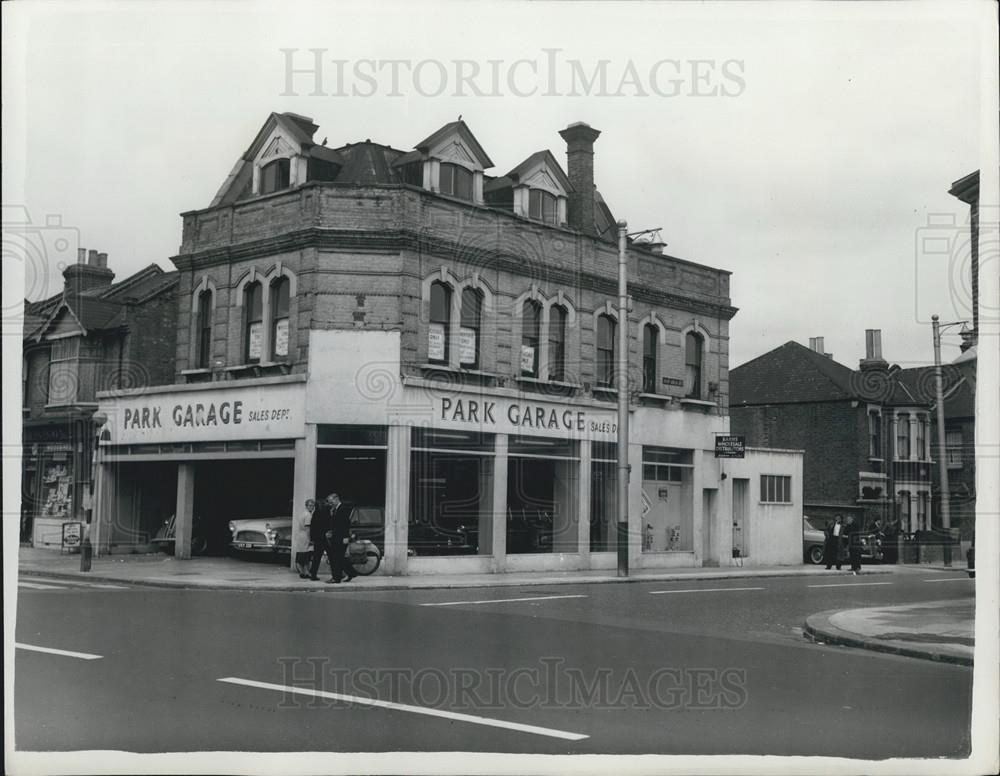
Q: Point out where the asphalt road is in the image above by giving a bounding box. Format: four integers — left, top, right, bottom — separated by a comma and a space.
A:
14, 569, 974, 757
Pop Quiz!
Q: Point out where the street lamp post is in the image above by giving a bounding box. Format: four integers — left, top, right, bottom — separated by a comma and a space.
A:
616, 220, 630, 578
931, 315, 967, 567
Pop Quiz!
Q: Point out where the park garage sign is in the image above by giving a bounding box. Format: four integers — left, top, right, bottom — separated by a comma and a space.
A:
98, 381, 305, 445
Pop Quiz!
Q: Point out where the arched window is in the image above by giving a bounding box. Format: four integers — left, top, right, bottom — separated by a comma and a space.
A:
521, 300, 542, 377
643, 324, 658, 393
597, 314, 616, 388
428, 281, 451, 363
243, 282, 263, 363
195, 289, 213, 369
548, 305, 567, 382
270, 276, 290, 360
260, 158, 290, 195
440, 163, 473, 200
460, 287, 482, 368
684, 332, 703, 398
529, 190, 558, 224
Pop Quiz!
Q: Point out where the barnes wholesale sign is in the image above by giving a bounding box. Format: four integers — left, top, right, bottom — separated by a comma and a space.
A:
99, 383, 305, 445
714, 435, 745, 458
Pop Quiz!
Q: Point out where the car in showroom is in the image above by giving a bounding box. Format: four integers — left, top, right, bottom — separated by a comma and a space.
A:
803, 514, 826, 564
228, 516, 292, 556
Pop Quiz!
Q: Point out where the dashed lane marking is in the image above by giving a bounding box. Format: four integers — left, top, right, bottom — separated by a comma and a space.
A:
15, 642, 103, 660
419, 594, 589, 607
648, 586, 765, 595
923, 577, 973, 583
217, 676, 589, 741
807, 582, 894, 588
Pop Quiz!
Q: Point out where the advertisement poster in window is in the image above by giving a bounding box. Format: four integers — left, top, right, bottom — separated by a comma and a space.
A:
248, 322, 263, 360
458, 327, 477, 365
520, 344, 535, 373
428, 323, 445, 361
273, 318, 288, 357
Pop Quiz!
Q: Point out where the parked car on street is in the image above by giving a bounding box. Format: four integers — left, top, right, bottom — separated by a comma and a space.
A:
803, 515, 826, 564
228, 517, 292, 556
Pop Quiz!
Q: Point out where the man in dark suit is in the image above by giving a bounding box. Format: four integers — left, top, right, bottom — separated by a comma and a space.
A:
307, 494, 334, 581
845, 514, 863, 575
324, 492, 358, 584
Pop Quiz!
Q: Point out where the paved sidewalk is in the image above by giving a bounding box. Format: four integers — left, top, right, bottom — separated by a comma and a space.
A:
804, 599, 975, 666
17, 545, 899, 592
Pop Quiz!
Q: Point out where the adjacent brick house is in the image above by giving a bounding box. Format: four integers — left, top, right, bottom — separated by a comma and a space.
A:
730, 333, 938, 541
21, 250, 177, 547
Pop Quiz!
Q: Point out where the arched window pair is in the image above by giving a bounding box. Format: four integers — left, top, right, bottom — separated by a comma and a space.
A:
521, 300, 568, 381
243, 275, 291, 364
429, 281, 484, 368
605, 319, 705, 397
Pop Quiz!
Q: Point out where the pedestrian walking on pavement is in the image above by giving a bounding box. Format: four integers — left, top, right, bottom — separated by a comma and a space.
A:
324, 492, 358, 584
295, 499, 316, 578
307, 495, 335, 581
846, 514, 863, 574
824, 514, 844, 570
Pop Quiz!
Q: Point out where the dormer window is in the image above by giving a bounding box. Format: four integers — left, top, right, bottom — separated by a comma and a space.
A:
440, 163, 473, 200
260, 159, 290, 195
529, 190, 558, 225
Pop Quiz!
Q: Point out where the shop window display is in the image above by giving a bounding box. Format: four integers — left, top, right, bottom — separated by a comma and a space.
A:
506, 435, 578, 554
641, 447, 694, 552
590, 442, 617, 552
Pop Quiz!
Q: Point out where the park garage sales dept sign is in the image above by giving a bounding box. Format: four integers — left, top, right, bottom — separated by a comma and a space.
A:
99, 382, 305, 445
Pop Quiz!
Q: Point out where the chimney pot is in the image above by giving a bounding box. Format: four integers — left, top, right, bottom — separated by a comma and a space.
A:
77, 248, 87, 264
87, 249, 99, 266
809, 337, 825, 354
97, 252, 108, 268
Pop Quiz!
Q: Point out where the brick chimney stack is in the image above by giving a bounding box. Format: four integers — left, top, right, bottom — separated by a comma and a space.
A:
859, 329, 888, 370
64, 247, 114, 296
559, 122, 601, 235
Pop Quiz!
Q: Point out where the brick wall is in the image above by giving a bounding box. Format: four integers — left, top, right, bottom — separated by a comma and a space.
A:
122, 286, 179, 389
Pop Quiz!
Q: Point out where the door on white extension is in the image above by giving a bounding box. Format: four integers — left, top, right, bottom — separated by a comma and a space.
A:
732, 478, 748, 559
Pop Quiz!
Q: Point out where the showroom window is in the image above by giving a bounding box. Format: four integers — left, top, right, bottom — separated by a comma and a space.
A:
590, 442, 617, 552
428, 281, 452, 363
506, 435, 579, 554
410, 429, 495, 557
641, 447, 694, 552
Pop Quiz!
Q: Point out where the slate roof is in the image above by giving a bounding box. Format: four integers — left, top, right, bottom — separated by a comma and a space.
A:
334, 141, 405, 185
731, 341, 856, 405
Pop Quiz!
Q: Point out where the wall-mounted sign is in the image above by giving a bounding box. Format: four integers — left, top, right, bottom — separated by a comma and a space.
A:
714, 435, 745, 458
661, 377, 685, 388
273, 319, 289, 358
99, 382, 306, 445
433, 394, 618, 440
247, 322, 263, 360
520, 345, 535, 373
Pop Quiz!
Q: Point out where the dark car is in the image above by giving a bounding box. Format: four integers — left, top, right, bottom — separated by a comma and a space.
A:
803, 515, 826, 564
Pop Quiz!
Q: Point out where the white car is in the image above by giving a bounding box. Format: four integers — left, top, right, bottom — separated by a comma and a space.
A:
228, 517, 292, 555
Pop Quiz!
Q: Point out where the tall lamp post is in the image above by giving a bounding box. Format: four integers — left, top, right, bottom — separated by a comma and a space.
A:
931, 315, 969, 567
616, 221, 630, 577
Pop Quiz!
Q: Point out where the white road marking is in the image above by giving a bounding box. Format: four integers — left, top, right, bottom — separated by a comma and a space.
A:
19, 578, 126, 590
807, 582, 894, 588
419, 594, 588, 607
923, 577, 972, 583
217, 677, 589, 741
15, 642, 103, 660
648, 586, 765, 595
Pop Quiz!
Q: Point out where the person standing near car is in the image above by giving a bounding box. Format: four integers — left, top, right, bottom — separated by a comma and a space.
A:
295, 499, 316, 579
824, 514, 844, 570
307, 495, 334, 581
325, 492, 358, 584
845, 514, 863, 574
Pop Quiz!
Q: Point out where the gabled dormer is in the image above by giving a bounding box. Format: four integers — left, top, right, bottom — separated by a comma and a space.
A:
395, 120, 494, 204
484, 150, 571, 226
211, 112, 344, 206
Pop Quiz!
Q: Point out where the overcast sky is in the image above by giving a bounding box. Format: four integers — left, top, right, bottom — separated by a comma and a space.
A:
4, 0, 994, 369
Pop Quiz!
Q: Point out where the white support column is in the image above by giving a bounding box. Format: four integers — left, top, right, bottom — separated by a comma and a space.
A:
691, 449, 706, 564
491, 434, 508, 573
578, 440, 592, 566
891, 414, 899, 460
473, 170, 485, 204
93, 459, 112, 557
290, 424, 318, 569
252, 164, 261, 195
384, 424, 411, 575
175, 463, 195, 560
627, 440, 643, 569
909, 413, 918, 462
